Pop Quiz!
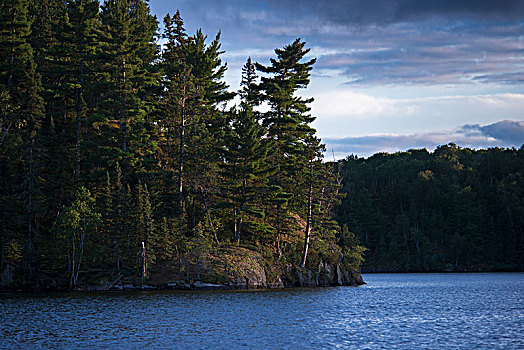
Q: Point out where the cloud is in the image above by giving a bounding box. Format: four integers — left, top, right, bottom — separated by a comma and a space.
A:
311, 91, 524, 138
469, 120, 524, 145
323, 120, 524, 158
151, 1, 524, 87
311, 89, 417, 121
263, 0, 524, 25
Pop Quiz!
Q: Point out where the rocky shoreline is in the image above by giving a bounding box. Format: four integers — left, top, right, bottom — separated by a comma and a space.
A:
1, 247, 365, 293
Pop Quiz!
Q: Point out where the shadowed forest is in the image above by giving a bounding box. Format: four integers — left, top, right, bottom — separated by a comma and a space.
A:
337, 145, 523, 272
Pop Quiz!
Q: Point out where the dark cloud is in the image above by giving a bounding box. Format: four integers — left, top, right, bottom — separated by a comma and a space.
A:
316, 21, 524, 85
151, 0, 524, 86
324, 120, 524, 158
261, 0, 524, 25
475, 120, 524, 145
169, 0, 524, 26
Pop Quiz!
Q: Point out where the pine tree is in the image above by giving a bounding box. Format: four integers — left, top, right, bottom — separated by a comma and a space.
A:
89, 1, 158, 276
160, 11, 198, 214
96, 0, 158, 172
63, 0, 101, 179
160, 11, 232, 224
239, 57, 260, 108
256, 39, 319, 255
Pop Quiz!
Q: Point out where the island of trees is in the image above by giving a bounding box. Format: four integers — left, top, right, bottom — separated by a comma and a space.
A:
0, 0, 364, 290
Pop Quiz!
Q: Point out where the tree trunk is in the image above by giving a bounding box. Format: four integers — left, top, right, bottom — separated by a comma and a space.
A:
235, 180, 247, 244
0, 205, 5, 282
301, 160, 314, 268
75, 51, 84, 179
235, 214, 243, 244
199, 187, 220, 245
120, 57, 127, 154
178, 91, 186, 214
141, 241, 146, 283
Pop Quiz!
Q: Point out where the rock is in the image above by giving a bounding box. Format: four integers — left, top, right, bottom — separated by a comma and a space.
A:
316, 261, 332, 287
141, 285, 156, 290
148, 246, 365, 290
335, 265, 343, 286
228, 277, 248, 289
193, 281, 228, 289
296, 268, 316, 287
267, 277, 284, 289
122, 284, 138, 291
336, 265, 366, 286
247, 268, 267, 289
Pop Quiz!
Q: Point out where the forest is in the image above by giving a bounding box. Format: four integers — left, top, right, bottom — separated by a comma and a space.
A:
337, 145, 524, 272
1, 0, 522, 291
0, 0, 364, 289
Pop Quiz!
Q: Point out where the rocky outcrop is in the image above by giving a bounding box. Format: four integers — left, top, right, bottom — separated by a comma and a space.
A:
148, 247, 365, 290
290, 262, 364, 288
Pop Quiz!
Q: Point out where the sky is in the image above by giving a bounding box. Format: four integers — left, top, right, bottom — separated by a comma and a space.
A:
148, 0, 524, 158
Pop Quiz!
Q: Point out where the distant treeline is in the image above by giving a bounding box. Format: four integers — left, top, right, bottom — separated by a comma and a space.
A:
336, 144, 524, 272
0, 0, 363, 289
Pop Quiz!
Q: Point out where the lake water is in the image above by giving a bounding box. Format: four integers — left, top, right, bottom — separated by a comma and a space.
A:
1, 273, 523, 349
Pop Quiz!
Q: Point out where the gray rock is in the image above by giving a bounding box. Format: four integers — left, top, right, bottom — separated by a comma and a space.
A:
296, 268, 316, 287
267, 277, 284, 289
192, 281, 227, 289
141, 285, 156, 290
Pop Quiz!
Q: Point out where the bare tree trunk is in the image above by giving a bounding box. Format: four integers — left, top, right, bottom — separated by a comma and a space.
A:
7, 38, 14, 91
235, 215, 243, 244
141, 241, 146, 283
0, 204, 5, 282
178, 90, 186, 214
26, 131, 35, 279
301, 160, 314, 268
75, 232, 84, 286
233, 208, 237, 241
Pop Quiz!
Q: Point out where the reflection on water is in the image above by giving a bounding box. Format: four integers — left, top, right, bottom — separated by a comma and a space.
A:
1, 273, 523, 349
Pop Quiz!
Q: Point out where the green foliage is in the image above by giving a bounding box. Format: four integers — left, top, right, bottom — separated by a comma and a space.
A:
339, 225, 367, 271
58, 187, 101, 287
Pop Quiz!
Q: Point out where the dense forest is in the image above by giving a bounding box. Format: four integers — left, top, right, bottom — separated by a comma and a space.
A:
2, 0, 521, 291
0, 0, 365, 289
337, 145, 524, 272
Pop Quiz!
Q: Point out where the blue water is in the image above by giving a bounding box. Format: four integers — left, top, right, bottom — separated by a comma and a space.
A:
1, 273, 523, 349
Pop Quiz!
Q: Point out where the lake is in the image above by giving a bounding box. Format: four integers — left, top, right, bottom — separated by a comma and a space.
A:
1, 273, 523, 349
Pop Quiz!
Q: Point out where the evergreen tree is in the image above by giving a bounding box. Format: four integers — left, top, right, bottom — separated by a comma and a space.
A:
239, 57, 260, 108
96, 0, 158, 172
256, 39, 320, 257
160, 11, 232, 225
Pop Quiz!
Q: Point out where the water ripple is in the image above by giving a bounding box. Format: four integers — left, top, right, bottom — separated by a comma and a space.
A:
1, 273, 523, 349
